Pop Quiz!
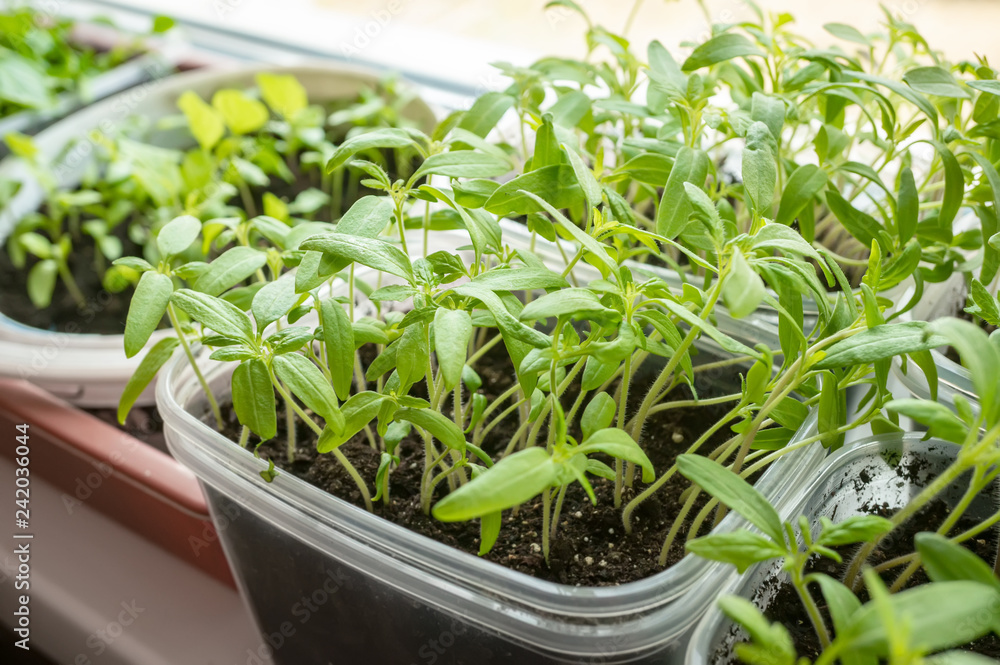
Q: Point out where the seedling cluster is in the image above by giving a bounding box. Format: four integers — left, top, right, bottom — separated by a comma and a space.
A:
5, 1, 1000, 661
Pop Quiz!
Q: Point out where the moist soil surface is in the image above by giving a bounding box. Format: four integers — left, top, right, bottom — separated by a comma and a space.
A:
0, 222, 144, 334
219, 341, 767, 587
0, 142, 412, 334
715, 459, 1000, 662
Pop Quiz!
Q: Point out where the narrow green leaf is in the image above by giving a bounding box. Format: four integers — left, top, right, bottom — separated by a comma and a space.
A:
299, 233, 414, 282
273, 353, 344, 432
232, 359, 277, 439
193, 247, 267, 297
118, 337, 179, 424
434, 308, 473, 391
433, 447, 557, 521
320, 299, 355, 401
171, 289, 255, 342
395, 406, 467, 452
577, 428, 654, 482
682, 33, 764, 71
125, 271, 173, 358
677, 453, 784, 543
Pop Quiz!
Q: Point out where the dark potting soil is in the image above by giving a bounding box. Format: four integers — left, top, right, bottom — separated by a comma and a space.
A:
714, 460, 1000, 663
86, 404, 168, 454
0, 222, 146, 334
0, 143, 416, 335
219, 341, 763, 587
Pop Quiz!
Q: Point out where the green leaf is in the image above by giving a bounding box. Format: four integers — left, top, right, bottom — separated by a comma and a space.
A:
118, 337, 180, 424
326, 128, 421, 173
904, 66, 969, 99
577, 428, 654, 482
413, 151, 512, 180
171, 289, 255, 342
232, 359, 276, 439
686, 530, 785, 573
816, 515, 893, 547
267, 327, 313, 354
299, 233, 413, 281
886, 399, 970, 444
318, 392, 383, 452
826, 190, 885, 252
273, 353, 344, 432
818, 370, 846, 451
930, 317, 1000, 421
810, 574, 866, 657
916, 533, 1000, 589
484, 164, 582, 216
193, 247, 267, 297
395, 407, 467, 452
723, 248, 765, 319
659, 299, 760, 358
743, 122, 777, 217
113, 257, 155, 273
434, 308, 473, 391
967, 280, 1000, 327
320, 299, 355, 401
457, 91, 514, 137
562, 144, 602, 209
677, 454, 784, 543
823, 22, 870, 45
842, 582, 1000, 653
656, 146, 710, 238
212, 89, 269, 135
718, 596, 796, 665
395, 323, 429, 388
682, 33, 764, 71
776, 164, 826, 227
519, 288, 617, 323
156, 215, 201, 257
256, 72, 307, 118
433, 447, 557, 521
580, 393, 616, 441
177, 91, 224, 151
124, 271, 173, 358
814, 322, 948, 369
251, 272, 297, 330
26, 259, 57, 309
897, 166, 918, 244
0, 55, 51, 109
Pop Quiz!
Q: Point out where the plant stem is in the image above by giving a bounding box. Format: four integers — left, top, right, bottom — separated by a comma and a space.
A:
550, 485, 567, 542
615, 353, 632, 507
542, 487, 551, 563
167, 303, 223, 429
272, 370, 372, 511
792, 569, 832, 649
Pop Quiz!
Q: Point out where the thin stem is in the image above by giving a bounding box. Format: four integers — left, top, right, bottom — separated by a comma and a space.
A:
167, 303, 223, 429
272, 369, 372, 511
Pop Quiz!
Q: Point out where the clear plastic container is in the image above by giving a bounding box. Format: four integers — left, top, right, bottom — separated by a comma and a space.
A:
159, 230, 828, 664
685, 433, 993, 664
0, 63, 435, 407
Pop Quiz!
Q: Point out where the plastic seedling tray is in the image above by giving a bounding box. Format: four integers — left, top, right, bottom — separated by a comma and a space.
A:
159, 228, 827, 664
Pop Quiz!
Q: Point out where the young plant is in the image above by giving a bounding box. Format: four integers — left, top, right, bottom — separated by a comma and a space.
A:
682, 452, 1000, 664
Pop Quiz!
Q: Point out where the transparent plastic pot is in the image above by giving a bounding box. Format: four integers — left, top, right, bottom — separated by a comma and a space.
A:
0, 63, 435, 407
685, 433, 995, 664
158, 229, 827, 664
